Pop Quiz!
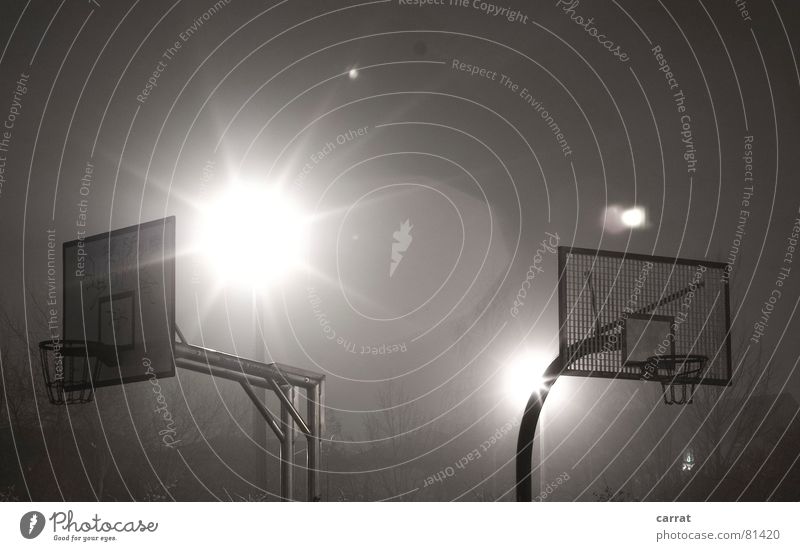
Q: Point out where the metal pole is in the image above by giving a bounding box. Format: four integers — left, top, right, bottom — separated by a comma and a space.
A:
176, 357, 275, 391
539, 396, 545, 497
280, 385, 295, 501
252, 290, 268, 489
268, 378, 311, 435
516, 356, 561, 502
306, 380, 323, 501
240, 380, 284, 443
173, 342, 322, 389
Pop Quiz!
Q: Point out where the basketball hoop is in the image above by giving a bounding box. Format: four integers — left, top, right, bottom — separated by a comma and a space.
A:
518, 246, 733, 501
645, 354, 707, 406
38, 340, 112, 405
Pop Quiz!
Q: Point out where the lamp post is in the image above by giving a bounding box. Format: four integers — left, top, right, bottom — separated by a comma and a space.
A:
199, 182, 312, 500
252, 289, 268, 490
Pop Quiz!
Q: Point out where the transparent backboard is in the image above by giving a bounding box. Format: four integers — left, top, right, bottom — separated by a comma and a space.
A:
62, 217, 176, 388
558, 247, 731, 385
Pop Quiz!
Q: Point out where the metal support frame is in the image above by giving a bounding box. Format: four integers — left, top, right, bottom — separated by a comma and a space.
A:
269, 378, 311, 435
241, 379, 284, 442
516, 273, 723, 500
173, 341, 324, 501
515, 356, 562, 502
280, 386, 295, 501
306, 380, 323, 501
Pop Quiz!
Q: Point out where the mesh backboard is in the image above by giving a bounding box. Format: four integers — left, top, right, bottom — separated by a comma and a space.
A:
62, 217, 176, 388
558, 247, 731, 385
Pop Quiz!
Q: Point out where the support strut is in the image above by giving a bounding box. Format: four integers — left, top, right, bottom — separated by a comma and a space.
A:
174, 339, 323, 501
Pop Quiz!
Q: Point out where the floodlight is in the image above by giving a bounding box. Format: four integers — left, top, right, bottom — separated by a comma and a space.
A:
621, 206, 646, 228
199, 184, 310, 288
505, 350, 550, 407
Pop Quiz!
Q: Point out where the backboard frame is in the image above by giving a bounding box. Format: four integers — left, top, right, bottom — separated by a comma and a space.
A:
557, 246, 732, 386
62, 216, 176, 389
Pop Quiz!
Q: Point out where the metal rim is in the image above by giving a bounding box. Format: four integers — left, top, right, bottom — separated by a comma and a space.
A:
648, 354, 708, 364
38, 339, 102, 405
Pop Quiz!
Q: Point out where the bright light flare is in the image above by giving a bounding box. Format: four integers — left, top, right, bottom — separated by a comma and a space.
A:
621, 206, 646, 228
348, 68, 359, 79
504, 350, 551, 407
603, 205, 648, 233
199, 185, 310, 288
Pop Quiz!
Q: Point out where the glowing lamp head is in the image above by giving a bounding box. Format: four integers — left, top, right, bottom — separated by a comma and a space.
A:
200, 185, 310, 288
504, 350, 550, 407
621, 206, 646, 228
348, 68, 359, 79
